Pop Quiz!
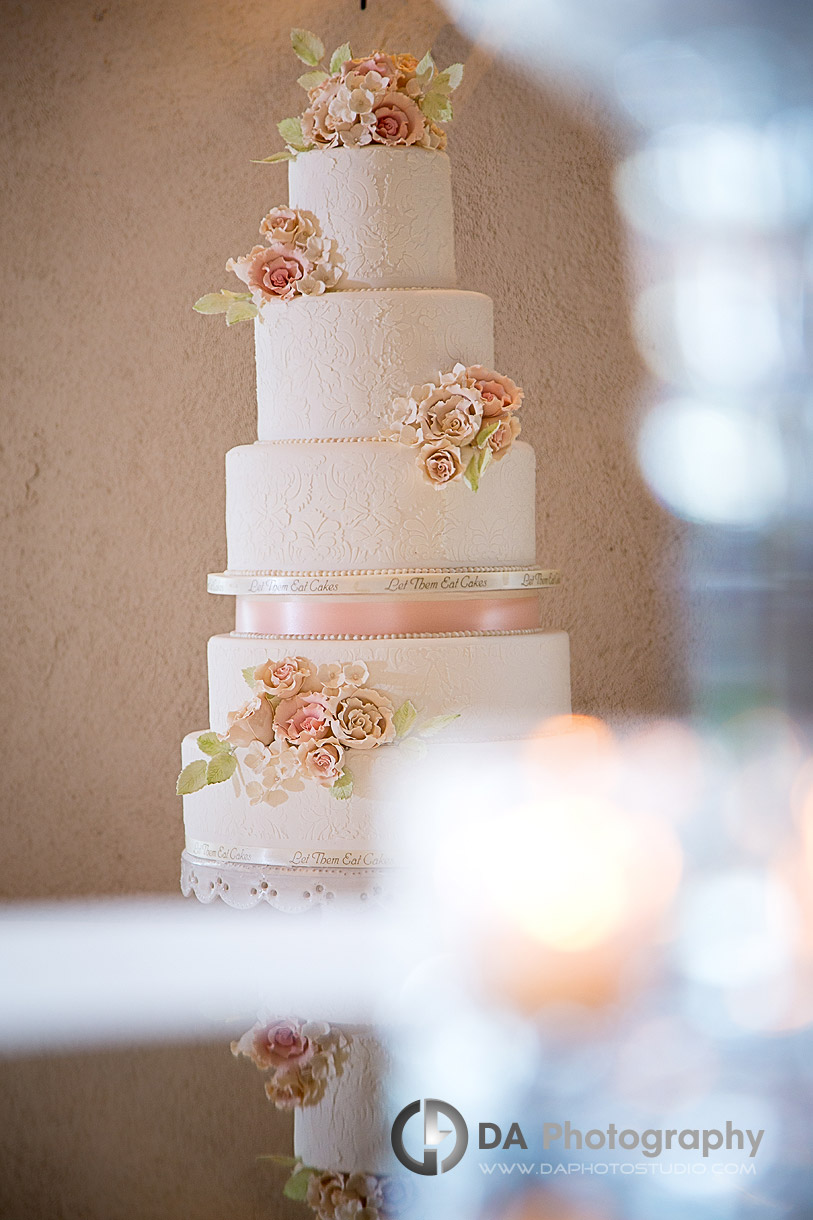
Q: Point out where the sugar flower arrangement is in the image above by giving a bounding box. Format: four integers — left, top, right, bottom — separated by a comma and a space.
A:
176, 655, 459, 803
256, 29, 463, 164
297, 1168, 406, 1220
270, 1159, 408, 1219
231, 1018, 350, 1110
193, 206, 344, 324
387, 363, 524, 491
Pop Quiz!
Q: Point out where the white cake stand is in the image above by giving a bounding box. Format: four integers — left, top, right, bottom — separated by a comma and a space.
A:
180, 850, 400, 914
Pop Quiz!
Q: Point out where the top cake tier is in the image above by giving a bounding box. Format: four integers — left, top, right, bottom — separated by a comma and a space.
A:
288, 146, 455, 289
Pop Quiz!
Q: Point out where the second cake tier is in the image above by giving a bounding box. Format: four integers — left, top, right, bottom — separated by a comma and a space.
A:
255, 289, 493, 441
225, 439, 537, 572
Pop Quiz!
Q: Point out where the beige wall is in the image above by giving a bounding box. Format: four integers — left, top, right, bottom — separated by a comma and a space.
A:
0, 0, 685, 1215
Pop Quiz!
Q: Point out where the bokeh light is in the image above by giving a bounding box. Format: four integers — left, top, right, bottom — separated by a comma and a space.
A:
637, 397, 786, 526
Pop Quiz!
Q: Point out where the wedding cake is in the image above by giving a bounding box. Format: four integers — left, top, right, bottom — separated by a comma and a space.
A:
231, 1017, 404, 1217
178, 34, 571, 913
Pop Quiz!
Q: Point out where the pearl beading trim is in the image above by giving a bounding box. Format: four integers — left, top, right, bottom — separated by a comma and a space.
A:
254, 436, 391, 445
229, 628, 546, 641
261, 287, 467, 305
218, 565, 551, 577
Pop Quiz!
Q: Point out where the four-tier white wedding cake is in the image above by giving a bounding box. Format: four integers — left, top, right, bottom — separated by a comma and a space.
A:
178, 38, 571, 915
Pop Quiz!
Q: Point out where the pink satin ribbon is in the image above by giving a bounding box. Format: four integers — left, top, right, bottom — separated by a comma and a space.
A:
234, 594, 541, 635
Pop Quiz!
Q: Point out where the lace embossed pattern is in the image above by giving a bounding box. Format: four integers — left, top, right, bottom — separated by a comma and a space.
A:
180, 726, 382, 847
206, 632, 572, 746
225, 440, 536, 571
294, 1033, 393, 1180
289, 148, 456, 288
255, 290, 494, 440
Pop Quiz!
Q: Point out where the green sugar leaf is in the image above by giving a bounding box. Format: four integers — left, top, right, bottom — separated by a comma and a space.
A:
330, 767, 354, 801
398, 736, 427, 761
225, 300, 258, 325
419, 712, 461, 736
283, 1166, 317, 1202
463, 449, 482, 492
421, 91, 453, 123
206, 753, 237, 785
277, 116, 309, 151
416, 50, 435, 80
290, 28, 325, 67
434, 63, 464, 94
298, 69, 329, 90
329, 42, 352, 75
445, 62, 464, 90
464, 444, 493, 491
473, 419, 500, 449
393, 699, 419, 738
193, 293, 230, 314
197, 731, 228, 756
176, 760, 208, 796
242, 665, 258, 689
251, 150, 294, 164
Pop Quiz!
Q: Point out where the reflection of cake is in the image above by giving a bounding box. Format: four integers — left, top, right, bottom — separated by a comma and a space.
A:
232, 1017, 401, 1218
294, 1030, 396, 1177
178, 35, 571, 909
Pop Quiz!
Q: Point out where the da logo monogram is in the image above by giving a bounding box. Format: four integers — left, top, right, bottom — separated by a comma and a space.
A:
391, 1099, 468, 1175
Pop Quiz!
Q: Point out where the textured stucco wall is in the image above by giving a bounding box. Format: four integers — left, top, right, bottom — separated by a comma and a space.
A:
0, 0, 685, 1215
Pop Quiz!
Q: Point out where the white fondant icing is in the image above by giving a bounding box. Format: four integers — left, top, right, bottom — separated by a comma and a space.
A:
225, 440, 536, 572
294, 1032, 396, 1176
182, 632, 570, 866
288, 147, 455, 288
181, 729, 390, 863
255, 290, 493, 440
206, 630, 570, 741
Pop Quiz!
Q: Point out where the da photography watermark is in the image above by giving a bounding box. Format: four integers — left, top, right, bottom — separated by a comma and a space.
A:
480, 1119, 765, 1160
391, 1099, 468, 1175
391, 1104, 764, 1176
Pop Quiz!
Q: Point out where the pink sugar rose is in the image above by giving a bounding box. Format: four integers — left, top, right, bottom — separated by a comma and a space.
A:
227, 243, 312, 303
297, 737, 345, 786
274, 692, 332, 746
371, 91, 425, 146
231, 1019, 314, 1071
465, 365, 524, 416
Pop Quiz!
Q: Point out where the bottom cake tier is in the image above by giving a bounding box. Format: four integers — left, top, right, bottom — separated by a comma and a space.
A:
180, 629, 570, 908
294, 1028, 396, 1179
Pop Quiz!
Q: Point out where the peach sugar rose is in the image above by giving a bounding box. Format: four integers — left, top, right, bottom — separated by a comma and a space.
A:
254, 656, 316, 698
419, 440, 465, 488
330, 688, 396, 750
225, 695, 275, 748
464, 365, 524, 416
